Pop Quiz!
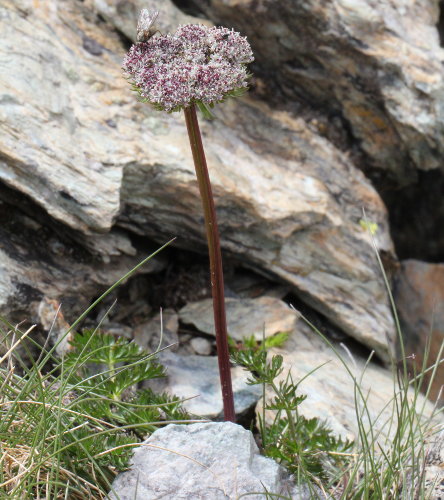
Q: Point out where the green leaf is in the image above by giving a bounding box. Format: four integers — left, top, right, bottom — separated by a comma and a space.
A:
196, 100, 216, 119
264, 331, 289, 349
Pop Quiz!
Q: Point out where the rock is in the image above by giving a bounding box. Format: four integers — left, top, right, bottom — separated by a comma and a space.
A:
0, 0, 123, 234
189, 0, 444, 261
190, 336, 213, 355
258, 318, 439, 441
192, 0, 444, 182
421, 430, 444, 498
0, 0, 204, 234
109, 422, 311, 499
0, 0, 397, 361
90, 0, 210, 43
180, 296, 298, 341
118, 94, 397, 360
403, 429, 444, 497
394, 260, 444, 405
150, 352, 262, 419
0, 0, 166, 325
0, 187, 165, 325
101, 323, 133, 339
76, 230, 137, 264
133, 309, 180, 353
37, 297, 72, 355
226, 269, 290, 299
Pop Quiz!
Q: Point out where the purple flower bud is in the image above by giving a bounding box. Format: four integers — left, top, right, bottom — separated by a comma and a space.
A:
123, 20, 254, 112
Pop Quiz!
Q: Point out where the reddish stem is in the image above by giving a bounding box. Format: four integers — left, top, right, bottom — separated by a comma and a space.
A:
184, 104, 236, 422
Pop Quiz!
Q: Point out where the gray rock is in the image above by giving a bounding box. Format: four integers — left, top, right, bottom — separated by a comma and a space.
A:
192, 0, 444, 183
37, 297, 73, 355
392, 428, 444, 498
258, 318, 440, 442
76, 230, 137, 264
109, 422, 312, 499
119, 96, 396, 361
0, 215, 164, 325
101, 323, 133, 339
180, 296, 298, 341
421, 429, 444, 498
190, 336, 213, 355
133, 309, 180, 353
226, 270, 290, 300
151, 352, 262, 419
0, 0, 397, 361
91, 0, 210, 43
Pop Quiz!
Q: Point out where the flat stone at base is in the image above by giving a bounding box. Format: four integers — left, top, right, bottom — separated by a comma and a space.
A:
153, 352, 262, 418
179, 296, 299, 341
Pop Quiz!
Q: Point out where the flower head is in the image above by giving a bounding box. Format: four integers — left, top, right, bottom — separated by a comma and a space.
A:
123, 20, 254, 113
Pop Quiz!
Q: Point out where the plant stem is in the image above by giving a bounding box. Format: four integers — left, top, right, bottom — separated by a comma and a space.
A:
184, 104, 235, 422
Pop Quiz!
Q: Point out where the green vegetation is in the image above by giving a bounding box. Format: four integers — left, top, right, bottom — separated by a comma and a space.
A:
0, 243, 194, 499
0, 239, 442, 499
231, 324, 442, 499
230, 333, 353, 497
0, 323, 192, 499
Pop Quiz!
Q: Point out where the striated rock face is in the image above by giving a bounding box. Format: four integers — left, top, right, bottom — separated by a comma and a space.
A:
394, 260, 444, 405
189, 0, 444, 182
0, 0, 124, 234
118, 95, 396, 360
0, 0, 173, 323
0, 0, 397, 360
186, 0, 444, 261
1, 0, 443, 478
0, 184, 165, 324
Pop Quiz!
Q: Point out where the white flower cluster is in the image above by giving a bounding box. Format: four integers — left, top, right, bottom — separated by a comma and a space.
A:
123, 24, 254, 112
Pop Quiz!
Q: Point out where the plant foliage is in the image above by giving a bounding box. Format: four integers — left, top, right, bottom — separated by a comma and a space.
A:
0, 323, 191, 499
230, 334, 353, 484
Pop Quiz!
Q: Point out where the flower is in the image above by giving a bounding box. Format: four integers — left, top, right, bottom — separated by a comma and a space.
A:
123, 21, 254, 113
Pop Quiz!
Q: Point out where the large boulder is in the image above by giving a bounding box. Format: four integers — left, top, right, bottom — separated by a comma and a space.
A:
118, 96, 396, 360
190, 0, 444, 183
185, 0, 444, 262
0, 0, 396, 360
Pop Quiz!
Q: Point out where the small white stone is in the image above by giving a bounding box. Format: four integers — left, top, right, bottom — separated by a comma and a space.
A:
190, 336, 212, 355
